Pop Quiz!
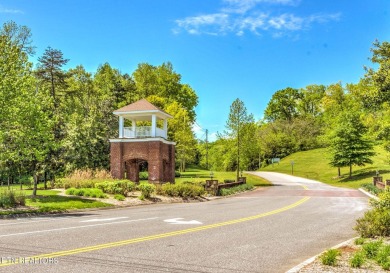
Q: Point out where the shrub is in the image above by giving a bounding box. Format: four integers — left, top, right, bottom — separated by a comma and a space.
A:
95, 180, 135, 196
0, 189, 25, 208
320, 249, 340, 266
137, 183, 155, 199
65, 188, 106, 198
223, 179, 235, 183
376, 244, 390, 266
350, 251, 366, 268
361, 183, 383, 196
139, 172, 148, 180
114, 194, 126, 201
219, 184, 254, 196
354, 237, 366, 245
175, 171, 181, 178
363, 240, 383, 259
159, 183, 205, 198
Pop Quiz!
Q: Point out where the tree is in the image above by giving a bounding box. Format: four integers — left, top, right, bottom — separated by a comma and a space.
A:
36, 47, 69, 110
264, 87, 301, 122
298, 85, 325, 118
329, 112, 375, 177
0, 20, 35, 55
225, 98, 254, 180
0, 24, 52, 195
165, 101, 197, 172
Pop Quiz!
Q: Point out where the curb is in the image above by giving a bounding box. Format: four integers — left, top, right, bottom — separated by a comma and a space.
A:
285, 237, 357, 273
358, 188, 379, 200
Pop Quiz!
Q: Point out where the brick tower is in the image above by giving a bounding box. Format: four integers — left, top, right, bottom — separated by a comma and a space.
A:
109, 99, 176, 184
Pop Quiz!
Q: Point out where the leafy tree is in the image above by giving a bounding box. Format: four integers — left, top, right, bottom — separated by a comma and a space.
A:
225, 98, 254, 180
264, 87, 301, 122
298, 85, 325, 118
0, 20, 35, 55
133, 62, 198, 121
329, 112, 375, 177
0, 25, 52, 195
165, 101, 197, 172
365, 40, 390, 103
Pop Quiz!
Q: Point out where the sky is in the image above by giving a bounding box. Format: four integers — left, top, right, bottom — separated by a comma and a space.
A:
1, 0, 390, 141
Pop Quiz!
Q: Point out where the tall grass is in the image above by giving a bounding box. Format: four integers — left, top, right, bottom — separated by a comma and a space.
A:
0, 189, 25, 208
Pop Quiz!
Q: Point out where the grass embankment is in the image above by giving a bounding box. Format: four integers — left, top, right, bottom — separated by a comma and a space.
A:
0, 188, 112, 216
175, 167, 271, 187
262, 146, 390, 189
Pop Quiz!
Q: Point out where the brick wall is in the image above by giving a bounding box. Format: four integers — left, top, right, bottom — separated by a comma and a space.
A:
110, 140, 175, 184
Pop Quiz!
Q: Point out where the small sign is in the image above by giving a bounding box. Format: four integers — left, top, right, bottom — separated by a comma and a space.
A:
271, 158, 280, 163
290, 160, 294, 165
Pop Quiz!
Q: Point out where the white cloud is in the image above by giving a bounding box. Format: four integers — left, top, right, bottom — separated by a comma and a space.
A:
0, 5, 23, 14
173, 0, 339, 37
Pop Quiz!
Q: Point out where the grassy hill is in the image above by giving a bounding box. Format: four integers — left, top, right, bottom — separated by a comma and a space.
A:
261, 146, 390, 189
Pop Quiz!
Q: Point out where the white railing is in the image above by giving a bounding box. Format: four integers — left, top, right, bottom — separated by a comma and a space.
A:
123, 126, 167, 139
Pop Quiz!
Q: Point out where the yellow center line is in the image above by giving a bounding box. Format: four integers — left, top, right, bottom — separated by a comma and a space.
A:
0, 195, 310, 267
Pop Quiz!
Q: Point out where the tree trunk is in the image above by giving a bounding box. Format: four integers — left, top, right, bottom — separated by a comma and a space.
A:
338, 167, 341, 177
7, 176, 10, 189
44, 171, 47, 190
349, 164, 352, 178
32, 173, 38, 197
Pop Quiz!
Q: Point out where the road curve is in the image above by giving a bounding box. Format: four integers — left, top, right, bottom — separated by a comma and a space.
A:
0, 172, 368, 273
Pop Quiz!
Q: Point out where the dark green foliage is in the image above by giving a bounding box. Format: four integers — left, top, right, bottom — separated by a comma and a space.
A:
219, 184, 254, 196
175, 171, 181, 178
320, 249, 340, 266
329, 112, 375, 177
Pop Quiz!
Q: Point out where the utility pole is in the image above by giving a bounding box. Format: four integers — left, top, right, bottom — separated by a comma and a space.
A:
206, 129, 209, 170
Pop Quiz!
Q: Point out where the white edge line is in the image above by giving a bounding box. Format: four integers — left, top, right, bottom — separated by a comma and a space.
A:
358, 188, 379, 200
0, 217, 158, 238
285, 237, 357, 273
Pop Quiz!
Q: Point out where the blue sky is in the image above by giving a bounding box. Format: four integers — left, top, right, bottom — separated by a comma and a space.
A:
1, 0, 390, 141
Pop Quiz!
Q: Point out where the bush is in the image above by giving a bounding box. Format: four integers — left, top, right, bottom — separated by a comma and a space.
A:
355, 189, 390, 238
223, 179, 235, 183
139, 172, 148, 180
137, 183, 155, 199
159, 183, 205, 198
65, 188, 106, 198
376, 244, 390, 267
95, 180, 135, 196
361, 183, 383, 196
0, 189, 25, 208
219, 184, 254, 196
175, 171, 181, 178
350, 251, 366, 268
320, 249, 340, 266
354, 237, 366, 245
114, 194, 126, 201
363, 240, 383, 259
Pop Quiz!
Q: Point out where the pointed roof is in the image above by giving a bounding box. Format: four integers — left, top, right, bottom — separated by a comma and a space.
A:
113, 99, 172, 120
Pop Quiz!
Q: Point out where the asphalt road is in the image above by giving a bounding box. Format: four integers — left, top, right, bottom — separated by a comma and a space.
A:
0, 172, 368, 273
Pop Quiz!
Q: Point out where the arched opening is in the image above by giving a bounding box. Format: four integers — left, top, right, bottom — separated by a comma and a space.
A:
124, 158, 147, 183
138, 160, 149, 182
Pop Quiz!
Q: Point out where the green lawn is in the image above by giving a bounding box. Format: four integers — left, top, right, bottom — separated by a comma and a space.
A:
176, 166, 271, 187
0, 187, 113, 214
261, 146, 390, 189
